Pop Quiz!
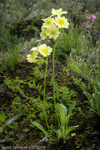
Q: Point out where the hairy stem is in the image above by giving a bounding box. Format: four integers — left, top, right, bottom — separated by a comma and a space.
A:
53, 38, 60, 128
44, 57, 48, 128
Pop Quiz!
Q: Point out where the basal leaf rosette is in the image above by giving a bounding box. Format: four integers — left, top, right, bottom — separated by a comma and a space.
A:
38, 44, 52, 57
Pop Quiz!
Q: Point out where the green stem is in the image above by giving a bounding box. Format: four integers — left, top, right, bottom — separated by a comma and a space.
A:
53, 45, 56, 105
44, 57, 48, 128
53, 40, 58, 105
53, 38, 60, 128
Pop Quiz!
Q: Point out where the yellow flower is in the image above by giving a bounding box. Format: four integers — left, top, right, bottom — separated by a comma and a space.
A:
38, 44, 52, 57
66, 69, 68, 72
46, 24, 60, 40
55, 16, 69, 28
43, 17, 55, 28
27, 51, 38, 63
40, 27, 47, 40
31, 46, 40, 51
85, 10, 88, 13
51, 8, 67, 16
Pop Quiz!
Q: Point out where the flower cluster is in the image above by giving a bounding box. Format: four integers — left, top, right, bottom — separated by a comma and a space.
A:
27, 44, 52, 62
40, 8, 69, 40
88, 14, 96, 20
27, 8, 69, 62
82, 14, 96, 28
82, 22, 90, 28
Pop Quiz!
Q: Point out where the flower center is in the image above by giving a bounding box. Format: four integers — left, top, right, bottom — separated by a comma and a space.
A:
57, 11, 61, 15
58, 19, 64, 25
31, 53, 35, 59
51, 30, 56, 35
47, 20, 51, 25
43, 30, 46, 35
42, 48, 48, 54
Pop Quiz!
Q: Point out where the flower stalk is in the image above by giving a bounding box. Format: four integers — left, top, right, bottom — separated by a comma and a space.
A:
44, 57, 49, 128
53, 38, 60, 127
53, 38, 59, 106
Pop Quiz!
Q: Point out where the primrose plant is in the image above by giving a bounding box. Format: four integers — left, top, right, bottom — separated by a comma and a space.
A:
27, 8, 78, 143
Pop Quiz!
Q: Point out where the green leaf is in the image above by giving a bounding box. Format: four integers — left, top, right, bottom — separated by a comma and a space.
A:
57, 129, 62, 139
56, 103, 66, 125
65, 125, 79, 135
68, 102, 76, 115
90, 99, 95, 109
0, 111, 5, 123
84, 91, 91, 100
0, 138, 14, 143
60, 103, 67, 116
0, 114, 20, 133
0, 127, 3, 133
62, 114, 72, 127
32, 122, 49, 137
71, 133, 76, 137
95, 81, 100, 91
95, 41, 100, 49
4, 115, 19, 127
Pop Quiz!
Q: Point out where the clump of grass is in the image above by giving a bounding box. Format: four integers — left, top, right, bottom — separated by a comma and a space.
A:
1, 47, 23, 71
